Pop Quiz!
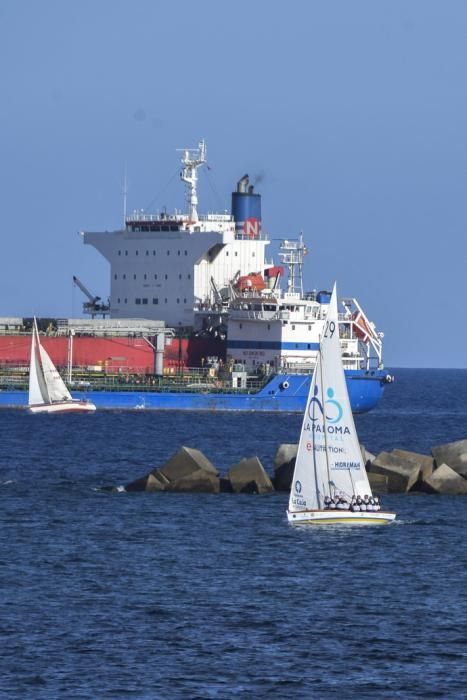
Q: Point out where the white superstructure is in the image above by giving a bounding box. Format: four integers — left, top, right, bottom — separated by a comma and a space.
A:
82, 141, 269, 327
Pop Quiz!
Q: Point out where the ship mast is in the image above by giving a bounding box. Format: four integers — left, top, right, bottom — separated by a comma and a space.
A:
278, 232, 307, 295
179, 139, 207, 222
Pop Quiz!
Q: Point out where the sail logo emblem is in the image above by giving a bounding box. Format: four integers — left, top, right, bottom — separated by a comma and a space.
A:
308, 385, 343, 424
294, 480, 302, 494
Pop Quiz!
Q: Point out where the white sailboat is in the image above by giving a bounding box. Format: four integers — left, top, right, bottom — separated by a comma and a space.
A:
28, 318, 96, 414
287, 284, 395, 525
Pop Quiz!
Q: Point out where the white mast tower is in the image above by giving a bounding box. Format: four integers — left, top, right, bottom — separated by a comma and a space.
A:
179, 139, 207, 222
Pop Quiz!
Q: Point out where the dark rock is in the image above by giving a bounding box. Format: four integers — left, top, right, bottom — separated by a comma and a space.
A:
360, 445, 376, 469
431, 439, 467, 478
273, 443, 297, 491
227, 456, 274, 494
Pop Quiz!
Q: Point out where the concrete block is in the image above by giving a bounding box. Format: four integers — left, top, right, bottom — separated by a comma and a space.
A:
169, 468, 220, 493
273, 443, 298, 491
422, 463, 467, 495
360, 445, 376, 467
126, 471, 169, 492
227, 456, 274, 494
431, 439, 467, 478
371, 451, 420, 493
158, 446, 218, 483
391, 448, 434, 485
367, 472, 389, 495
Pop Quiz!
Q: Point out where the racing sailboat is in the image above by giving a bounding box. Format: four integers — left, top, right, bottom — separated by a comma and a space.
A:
28, 318, 96, 414
287, 284, 395, 525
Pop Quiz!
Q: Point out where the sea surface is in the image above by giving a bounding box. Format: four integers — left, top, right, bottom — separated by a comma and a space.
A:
1, 368, 467, 699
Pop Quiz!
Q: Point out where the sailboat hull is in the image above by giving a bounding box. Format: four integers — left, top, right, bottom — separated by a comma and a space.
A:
287, 509, 396, 526
28, 400, 96, 415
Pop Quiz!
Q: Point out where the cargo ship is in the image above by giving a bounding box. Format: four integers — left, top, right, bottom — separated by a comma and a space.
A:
0, 141, 393, 412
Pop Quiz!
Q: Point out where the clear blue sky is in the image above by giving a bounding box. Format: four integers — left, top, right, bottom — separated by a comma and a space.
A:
1, 0, 466, 368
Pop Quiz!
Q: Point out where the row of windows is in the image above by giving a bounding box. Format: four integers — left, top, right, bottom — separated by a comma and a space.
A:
117, 249, 252, 259
238, 323, 313, 331
118, 249, 189, 257
114, 273, 191, 281
116, 297, 188, 305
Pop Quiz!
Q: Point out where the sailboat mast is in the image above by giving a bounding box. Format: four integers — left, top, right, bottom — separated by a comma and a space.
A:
319, 343, 332, 502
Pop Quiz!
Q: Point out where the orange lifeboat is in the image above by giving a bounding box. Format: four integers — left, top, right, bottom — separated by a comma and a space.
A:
236, 273, 266, 293
352, 312, 371, 342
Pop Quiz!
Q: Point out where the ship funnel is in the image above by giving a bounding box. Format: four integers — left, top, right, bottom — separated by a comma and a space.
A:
237, 174, 249, 193
232, 174, 262, 239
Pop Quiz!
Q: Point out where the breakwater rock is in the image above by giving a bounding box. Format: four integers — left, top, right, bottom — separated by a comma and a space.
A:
117, 439, 467, 496
272, 438, 467, 496
124, 446, 273, 495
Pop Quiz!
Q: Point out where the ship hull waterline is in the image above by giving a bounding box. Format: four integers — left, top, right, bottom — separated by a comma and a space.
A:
287, 510, 396, 526
28, 400, 97, 415
0, 371, 386, 412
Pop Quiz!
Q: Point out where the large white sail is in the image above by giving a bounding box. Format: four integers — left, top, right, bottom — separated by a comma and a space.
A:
28, 320, 50, 406
288, 284, 372, 513
38, 344, 72, 402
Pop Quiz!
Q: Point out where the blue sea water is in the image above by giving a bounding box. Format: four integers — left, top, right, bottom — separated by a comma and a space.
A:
1, 368, 467, 699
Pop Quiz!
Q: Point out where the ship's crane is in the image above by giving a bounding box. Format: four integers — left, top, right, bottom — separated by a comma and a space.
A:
73, 276, 110, 318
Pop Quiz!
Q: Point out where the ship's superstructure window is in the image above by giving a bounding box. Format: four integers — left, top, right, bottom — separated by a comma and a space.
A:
125, 251, 128, 256
142, 298, 148, 304
165, 274, 168, 280
239, 323, 243, 329
167, 250, 170, 256
153, 298, 158, 304
177, 298, 180, 303
124, 298, 127, 303
164, 298, 167, 304
154, 274, 158, 279
133, 274, 136, 280
179, 274, 182, 279
146, 250, 149, 256
153, 250, 156, 256
118, 250, 121, 256
123, 274, 126, 280
184, 251, 187, 256
144, 274, 147, 280
136, 250, 139, 256
114, 274, 117, 280
117, 297, 120, 303
178, 251, 180, 256
188, 274, 191, 279
135, 298, 141, 305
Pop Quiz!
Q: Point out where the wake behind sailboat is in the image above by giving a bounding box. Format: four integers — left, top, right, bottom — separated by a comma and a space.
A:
287, 285, 395, 525
28, 318, 96, 414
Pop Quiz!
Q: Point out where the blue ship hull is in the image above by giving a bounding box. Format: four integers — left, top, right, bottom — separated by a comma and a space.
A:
0, 369, 387, 413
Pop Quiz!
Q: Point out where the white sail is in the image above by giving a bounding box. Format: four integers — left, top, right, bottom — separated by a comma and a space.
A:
28, 320, 50, 405
288, 284, 372, 514
38, 344, 72, 402
28, 318, 72, 406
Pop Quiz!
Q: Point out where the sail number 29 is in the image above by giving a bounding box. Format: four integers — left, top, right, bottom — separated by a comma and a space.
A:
324, 321, 336, 338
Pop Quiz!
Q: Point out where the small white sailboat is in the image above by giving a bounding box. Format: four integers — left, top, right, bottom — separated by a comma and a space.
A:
28, 318, 96, 414
287, 284, 395, 525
